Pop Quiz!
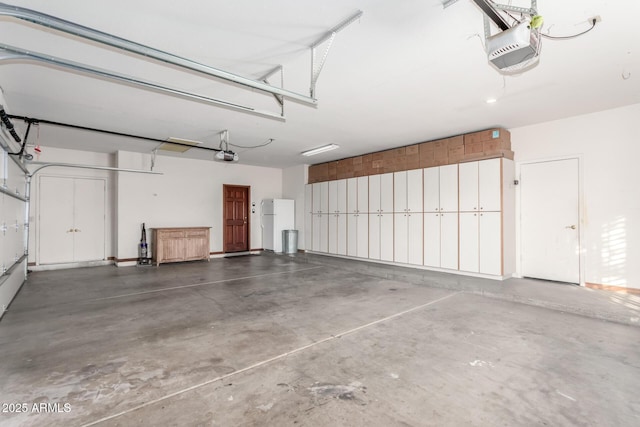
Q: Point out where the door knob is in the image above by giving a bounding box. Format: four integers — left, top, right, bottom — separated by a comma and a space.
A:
566, 225, 576, 230
74, 229, 81, 232
67, 229, 74, 233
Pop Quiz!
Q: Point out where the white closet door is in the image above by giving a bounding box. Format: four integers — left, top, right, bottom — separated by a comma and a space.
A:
347, 178, 358, 213
356, 214, 368, 258
423, 167, 440, 212
328, 181, 338, 214
3, 195, 15, 268
319, 182, 329, 213
459, 212, 479, 273
407, 213, 423, 265
39, 176, 75, 264
407, 169, 423, 213
312, 214, 322, 251
73, 178, 106, 262
305, 212, 313, 251
380, 213, 394, 261
479, 158, 502, 212
439, 164, 459, 212
440, 212, 458, 270
394, 213, 408, 263
337, 214, 347, 255
459, 161, 479, 212
328, 214, 338, 254
319, 214, 329, 252
379, 173, 394, 213
312, 183, 322, 213
394, 171, 407, 213
369, 175, 381, 213
369, 214, 381, 260
423, 213, 440, 267
305, 184, 313, 213
337, 180, 348, 213
347, 214, 358, 257
479, 212, 502, 275
357, 176, 369, 213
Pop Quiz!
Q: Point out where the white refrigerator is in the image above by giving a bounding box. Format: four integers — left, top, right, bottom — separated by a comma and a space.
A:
261, 199, 295, 252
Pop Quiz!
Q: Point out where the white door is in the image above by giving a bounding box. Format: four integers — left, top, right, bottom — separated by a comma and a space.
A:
440, 212, 458, 270
439, 164, 459, 212
459, 212, 479, 273
379, 173, 394, 213
479, 212, 502, 275
479, 158, 502, 212
319, 182, 329, 213
369, 214, 380, 260
347, 214, 358, 257
39, 176, 105, 264
459, 161, 479, 212
328, 181, 338, 213
424, 213, 440, 267
407, 169, 423, 213
347, 178, 358, 213
305, 185, 313, 250
394, 213, 408, 263
312, 183, 322, 213
407, 212, 423, 265
394, 171, 407, 213
380, 213, 394, 261
369, 175, 381, 213
328, 214, 338, 254
337, 179, 347, 213
520, 158, 580, 284
423, 167, 439, 212
337, 214, 347, 255
319, 214, 329, 252
356, 214, 368, 258
357, 177, 368, 213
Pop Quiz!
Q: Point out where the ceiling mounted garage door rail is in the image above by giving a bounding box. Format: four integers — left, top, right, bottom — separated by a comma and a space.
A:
0, 2, 316, 106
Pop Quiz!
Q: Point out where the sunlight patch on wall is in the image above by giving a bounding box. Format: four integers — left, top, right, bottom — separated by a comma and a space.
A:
601, 216, 626, 286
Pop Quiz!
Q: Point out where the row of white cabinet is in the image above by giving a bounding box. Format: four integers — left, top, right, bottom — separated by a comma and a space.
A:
310, 159, 502, 214
305, 158, 514, 277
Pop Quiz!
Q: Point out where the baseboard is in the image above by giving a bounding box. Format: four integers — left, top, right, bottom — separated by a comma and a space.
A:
586, 282, 640, 295
30, 260, 115, 271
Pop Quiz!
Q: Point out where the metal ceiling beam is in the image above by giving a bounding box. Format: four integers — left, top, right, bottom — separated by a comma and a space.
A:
471, 0, 510, 31
0, 2, 317, 106
0, 44, 286, 121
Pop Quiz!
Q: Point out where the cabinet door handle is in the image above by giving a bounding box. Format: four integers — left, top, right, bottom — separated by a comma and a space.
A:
67, 228, 74, 233
566, 225, 576, 230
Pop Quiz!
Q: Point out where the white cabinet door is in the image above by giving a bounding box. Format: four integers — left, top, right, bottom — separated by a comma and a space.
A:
356, 214, 368, 258
337, 179, 347, 213
479, 212, 502, 275
337, 214, 347, 255
459, 161, 479, 212
423, 213, 440, 267
394, 213, 408, 263
423, 167, 440, 212
439, 164, 459, 212
305, 184, 313, 213
407, 169, 423, 213
380, 213, 394, 261
394, 171, 407, 213
407, 213, 423, 265
440, 212, 458, 270
369, 175, 381, 213
319, 182, 329, 213
479, 158, 501, 212
312, 214, 321, 252
380, 173, 394, 213
347, 178, 358, 213
328, 214, 338, 254
369, 214, 380, 260
347, 214, 358, 257
357, 176, 368, 213
328, 181, 338, 213
73, 178, 106, 262
319, 214, 329, 252
305, 212, 313, 251
459, 212, 479, 272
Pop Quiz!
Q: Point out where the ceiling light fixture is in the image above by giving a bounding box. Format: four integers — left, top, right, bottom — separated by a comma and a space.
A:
301, 144, 339, 157
486, 98, 497, 104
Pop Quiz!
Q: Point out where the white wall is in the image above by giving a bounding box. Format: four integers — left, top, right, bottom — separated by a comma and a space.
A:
116, 151, 282, 261
512, 103, 640, 290
27, 147, 116, 264
282, 164, 308, 250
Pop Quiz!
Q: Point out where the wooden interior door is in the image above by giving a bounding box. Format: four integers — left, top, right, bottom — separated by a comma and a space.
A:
223, 185, 249, 253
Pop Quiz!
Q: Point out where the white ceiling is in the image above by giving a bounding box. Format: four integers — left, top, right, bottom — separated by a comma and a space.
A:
0, 0, 638, 168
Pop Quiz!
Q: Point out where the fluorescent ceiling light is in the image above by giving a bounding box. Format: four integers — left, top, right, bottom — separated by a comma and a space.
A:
158, 137, 203, 153
486, 98, 497, 104
301, 144, 339, 156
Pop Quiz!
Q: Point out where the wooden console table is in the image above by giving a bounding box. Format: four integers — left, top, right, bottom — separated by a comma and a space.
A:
152, 227, 211, 266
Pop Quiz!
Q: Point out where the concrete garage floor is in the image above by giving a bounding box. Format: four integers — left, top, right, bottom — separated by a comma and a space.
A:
0, 254, 639, 426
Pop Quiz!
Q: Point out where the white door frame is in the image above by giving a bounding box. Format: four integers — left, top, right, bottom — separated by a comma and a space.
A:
515, 155, 585, 286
